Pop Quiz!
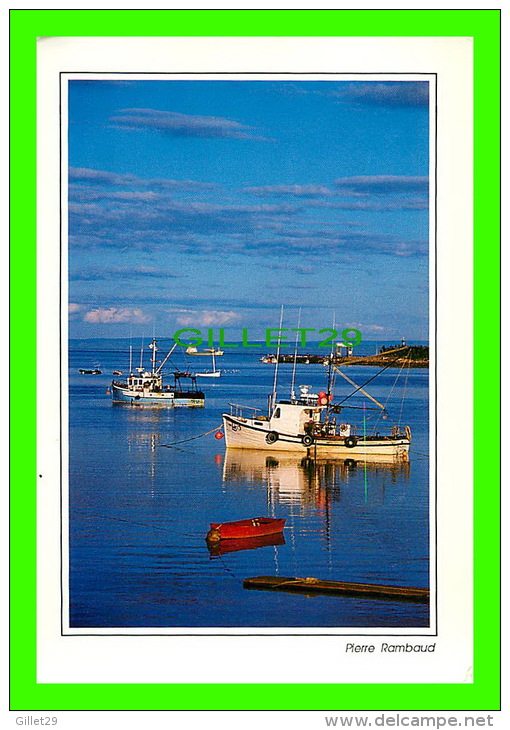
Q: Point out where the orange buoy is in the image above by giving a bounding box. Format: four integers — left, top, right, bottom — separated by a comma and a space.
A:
214, 431, 224, 440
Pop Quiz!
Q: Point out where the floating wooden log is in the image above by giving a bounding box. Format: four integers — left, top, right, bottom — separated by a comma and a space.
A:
243, 576, 429, 603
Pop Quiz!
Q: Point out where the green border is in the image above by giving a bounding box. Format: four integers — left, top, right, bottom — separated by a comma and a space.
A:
10, 9, 500, 711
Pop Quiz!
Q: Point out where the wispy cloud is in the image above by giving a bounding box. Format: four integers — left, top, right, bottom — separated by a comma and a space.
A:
69, 195, 299, 247
68, 302, 83, 320
347, 322, 386, 333
69, 196, 426, 258
283, 81, 429, 108
71, 266, 180, 281
109, 108, 268, 141
171, 309, 241, 327
305, 199, 428, 211
267, 262, 314, 275
68, 167, 427, 263
243, 177, 428, 209
69, 167, 216, 191
244, 184, 333, 198
252, 230, 428, 258
83, 307, 151, 324
334, 175, 429, 196
336, 82, 429, 108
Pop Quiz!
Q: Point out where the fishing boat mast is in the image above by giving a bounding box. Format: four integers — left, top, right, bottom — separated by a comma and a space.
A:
325, 314, 336, 412
137, 339, 144, 374
290, 308, 301, 401
150, 339, 158, 375
270, 305, 284, 414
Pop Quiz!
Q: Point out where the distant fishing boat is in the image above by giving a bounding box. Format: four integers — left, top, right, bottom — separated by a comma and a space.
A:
112, 369, 122, 376
186, 346, 224, 356
111, 338, 205, 407
79, 368, 101, 375
206, 517, 286, 542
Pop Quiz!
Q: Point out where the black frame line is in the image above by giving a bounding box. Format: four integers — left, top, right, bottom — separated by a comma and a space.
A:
59, 70, 437, 638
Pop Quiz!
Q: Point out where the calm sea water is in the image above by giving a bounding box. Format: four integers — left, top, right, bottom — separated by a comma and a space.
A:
69, 342, 430, 629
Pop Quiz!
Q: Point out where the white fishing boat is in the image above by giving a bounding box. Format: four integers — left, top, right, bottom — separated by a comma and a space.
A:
222, 315, 411, 457
223, 392, 410, 456
111, 339, 205, 407
194, 348, 221, 378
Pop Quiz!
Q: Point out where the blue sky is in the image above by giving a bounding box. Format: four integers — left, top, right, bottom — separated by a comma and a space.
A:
68, 79, 429, 341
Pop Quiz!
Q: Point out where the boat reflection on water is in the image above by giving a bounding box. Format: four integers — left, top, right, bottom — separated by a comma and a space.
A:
206, 531, 285, 558
222, 448, 411, 510
123, 410, 174, 488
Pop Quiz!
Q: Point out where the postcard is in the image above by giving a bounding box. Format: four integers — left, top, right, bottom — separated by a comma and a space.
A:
10, 12, 499, 712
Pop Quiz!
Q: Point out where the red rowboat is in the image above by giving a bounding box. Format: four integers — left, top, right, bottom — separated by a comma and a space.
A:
206, 517, 286, 542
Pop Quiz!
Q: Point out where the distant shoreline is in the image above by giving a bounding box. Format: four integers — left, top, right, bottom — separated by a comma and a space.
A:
261, 355, 429, 369
340, 357, 429, 369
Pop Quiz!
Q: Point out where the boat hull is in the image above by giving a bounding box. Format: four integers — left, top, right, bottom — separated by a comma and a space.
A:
112, 381, 204, 407
207, 532, 285, 556
222, 414, 410, 457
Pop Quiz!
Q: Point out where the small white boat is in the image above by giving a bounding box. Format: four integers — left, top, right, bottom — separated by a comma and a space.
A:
194, 349, 221, 378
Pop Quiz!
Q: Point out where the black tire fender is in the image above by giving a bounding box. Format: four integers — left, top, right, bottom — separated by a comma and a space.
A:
266, 431, 279, 445
344, 436, 358, 449
302, 434, 314, 447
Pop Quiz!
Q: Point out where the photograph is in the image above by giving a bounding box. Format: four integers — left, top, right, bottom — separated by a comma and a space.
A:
65, 76, 432, 631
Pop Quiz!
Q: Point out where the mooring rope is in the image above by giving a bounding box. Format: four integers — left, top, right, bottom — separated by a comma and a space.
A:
159, 425, 223, 448
71, 509, 197, 537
